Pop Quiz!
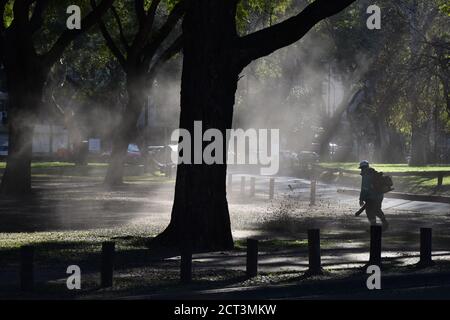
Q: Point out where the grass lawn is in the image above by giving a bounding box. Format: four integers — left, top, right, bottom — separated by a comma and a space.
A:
318, 162, 450, 173
0, 229, 310, 261
318, 163, 450, 194
0, 228, 316, 299
2, 227, 450, 299
0, 162, 172, 180
0, 162, 109, 169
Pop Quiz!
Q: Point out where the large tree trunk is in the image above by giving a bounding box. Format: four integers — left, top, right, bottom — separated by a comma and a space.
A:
409, 123, 428, 166
104, 77, 144, 186
150, 0, 238, 252
104, 128, 130, 186
407, 2, 427, 167
0, 58, 45, 196
150, 0, 356, 253
0, 0, 113, 195
0, 110, 34, 195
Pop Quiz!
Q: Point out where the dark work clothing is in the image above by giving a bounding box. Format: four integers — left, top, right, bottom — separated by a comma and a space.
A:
360, 168, 383, 202
360, 167, 387, 226
365, 199, 386, 225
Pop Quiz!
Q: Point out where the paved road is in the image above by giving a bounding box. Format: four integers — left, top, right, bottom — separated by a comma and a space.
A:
0, 174, 448, 234
232, 173, 450, 213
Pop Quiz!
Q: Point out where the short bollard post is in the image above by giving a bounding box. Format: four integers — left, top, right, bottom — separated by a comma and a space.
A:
180, 246, 192, 284
369, 225, 382, 267
241, 176, 246, 194
307, 229, 322, 275
20, 245, 34, 292
250, 177, 256, 198
168, 165, 175, 179
101, 241, 115, 288
418, 228, 434, 267
309, 180, 316, 206
437, 173, 443, 188
228, 174, 233, 194
246, 239, 258, 278
269, 178, 275, 200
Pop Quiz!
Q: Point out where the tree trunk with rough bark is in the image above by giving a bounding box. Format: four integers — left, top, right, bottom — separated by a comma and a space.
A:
409, 123, 428, 166
0, 48, 46, 196
150, 0, 238, 252
150, 0, 356, 253
0, 110, 34, 195
104, 76, 145, 186
0, 0, 114, 195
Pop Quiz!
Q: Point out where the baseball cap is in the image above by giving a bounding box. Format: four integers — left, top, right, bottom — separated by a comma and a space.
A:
359, 160, 369, 169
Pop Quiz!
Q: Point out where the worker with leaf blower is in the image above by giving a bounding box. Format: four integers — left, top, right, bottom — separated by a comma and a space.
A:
356, 160, 393, 231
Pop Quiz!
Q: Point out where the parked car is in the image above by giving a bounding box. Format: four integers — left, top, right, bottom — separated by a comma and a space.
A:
147, 145, 165, 157
101, 144, 143, 164
127, 144, 142, 163
297, 151, 320, 165
296, 151, 320, 173
147, 144, 177, 175
329, 143, 354, 162
279, 150, 299, 174
147, 144, 175, 163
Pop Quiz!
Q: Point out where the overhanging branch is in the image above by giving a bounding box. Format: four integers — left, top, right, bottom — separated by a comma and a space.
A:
111, 5, 129, 50
12, 0, 33, 27
0, 0, 9, 32
134, 0, 145, 26
129, 0, 161, 57
29, 0, 48, 33
142, 0, 184, 65
43, 0, 114, 68
238, 0, 356, 67
147, 35, 182, 84
98, 18, 127, 68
